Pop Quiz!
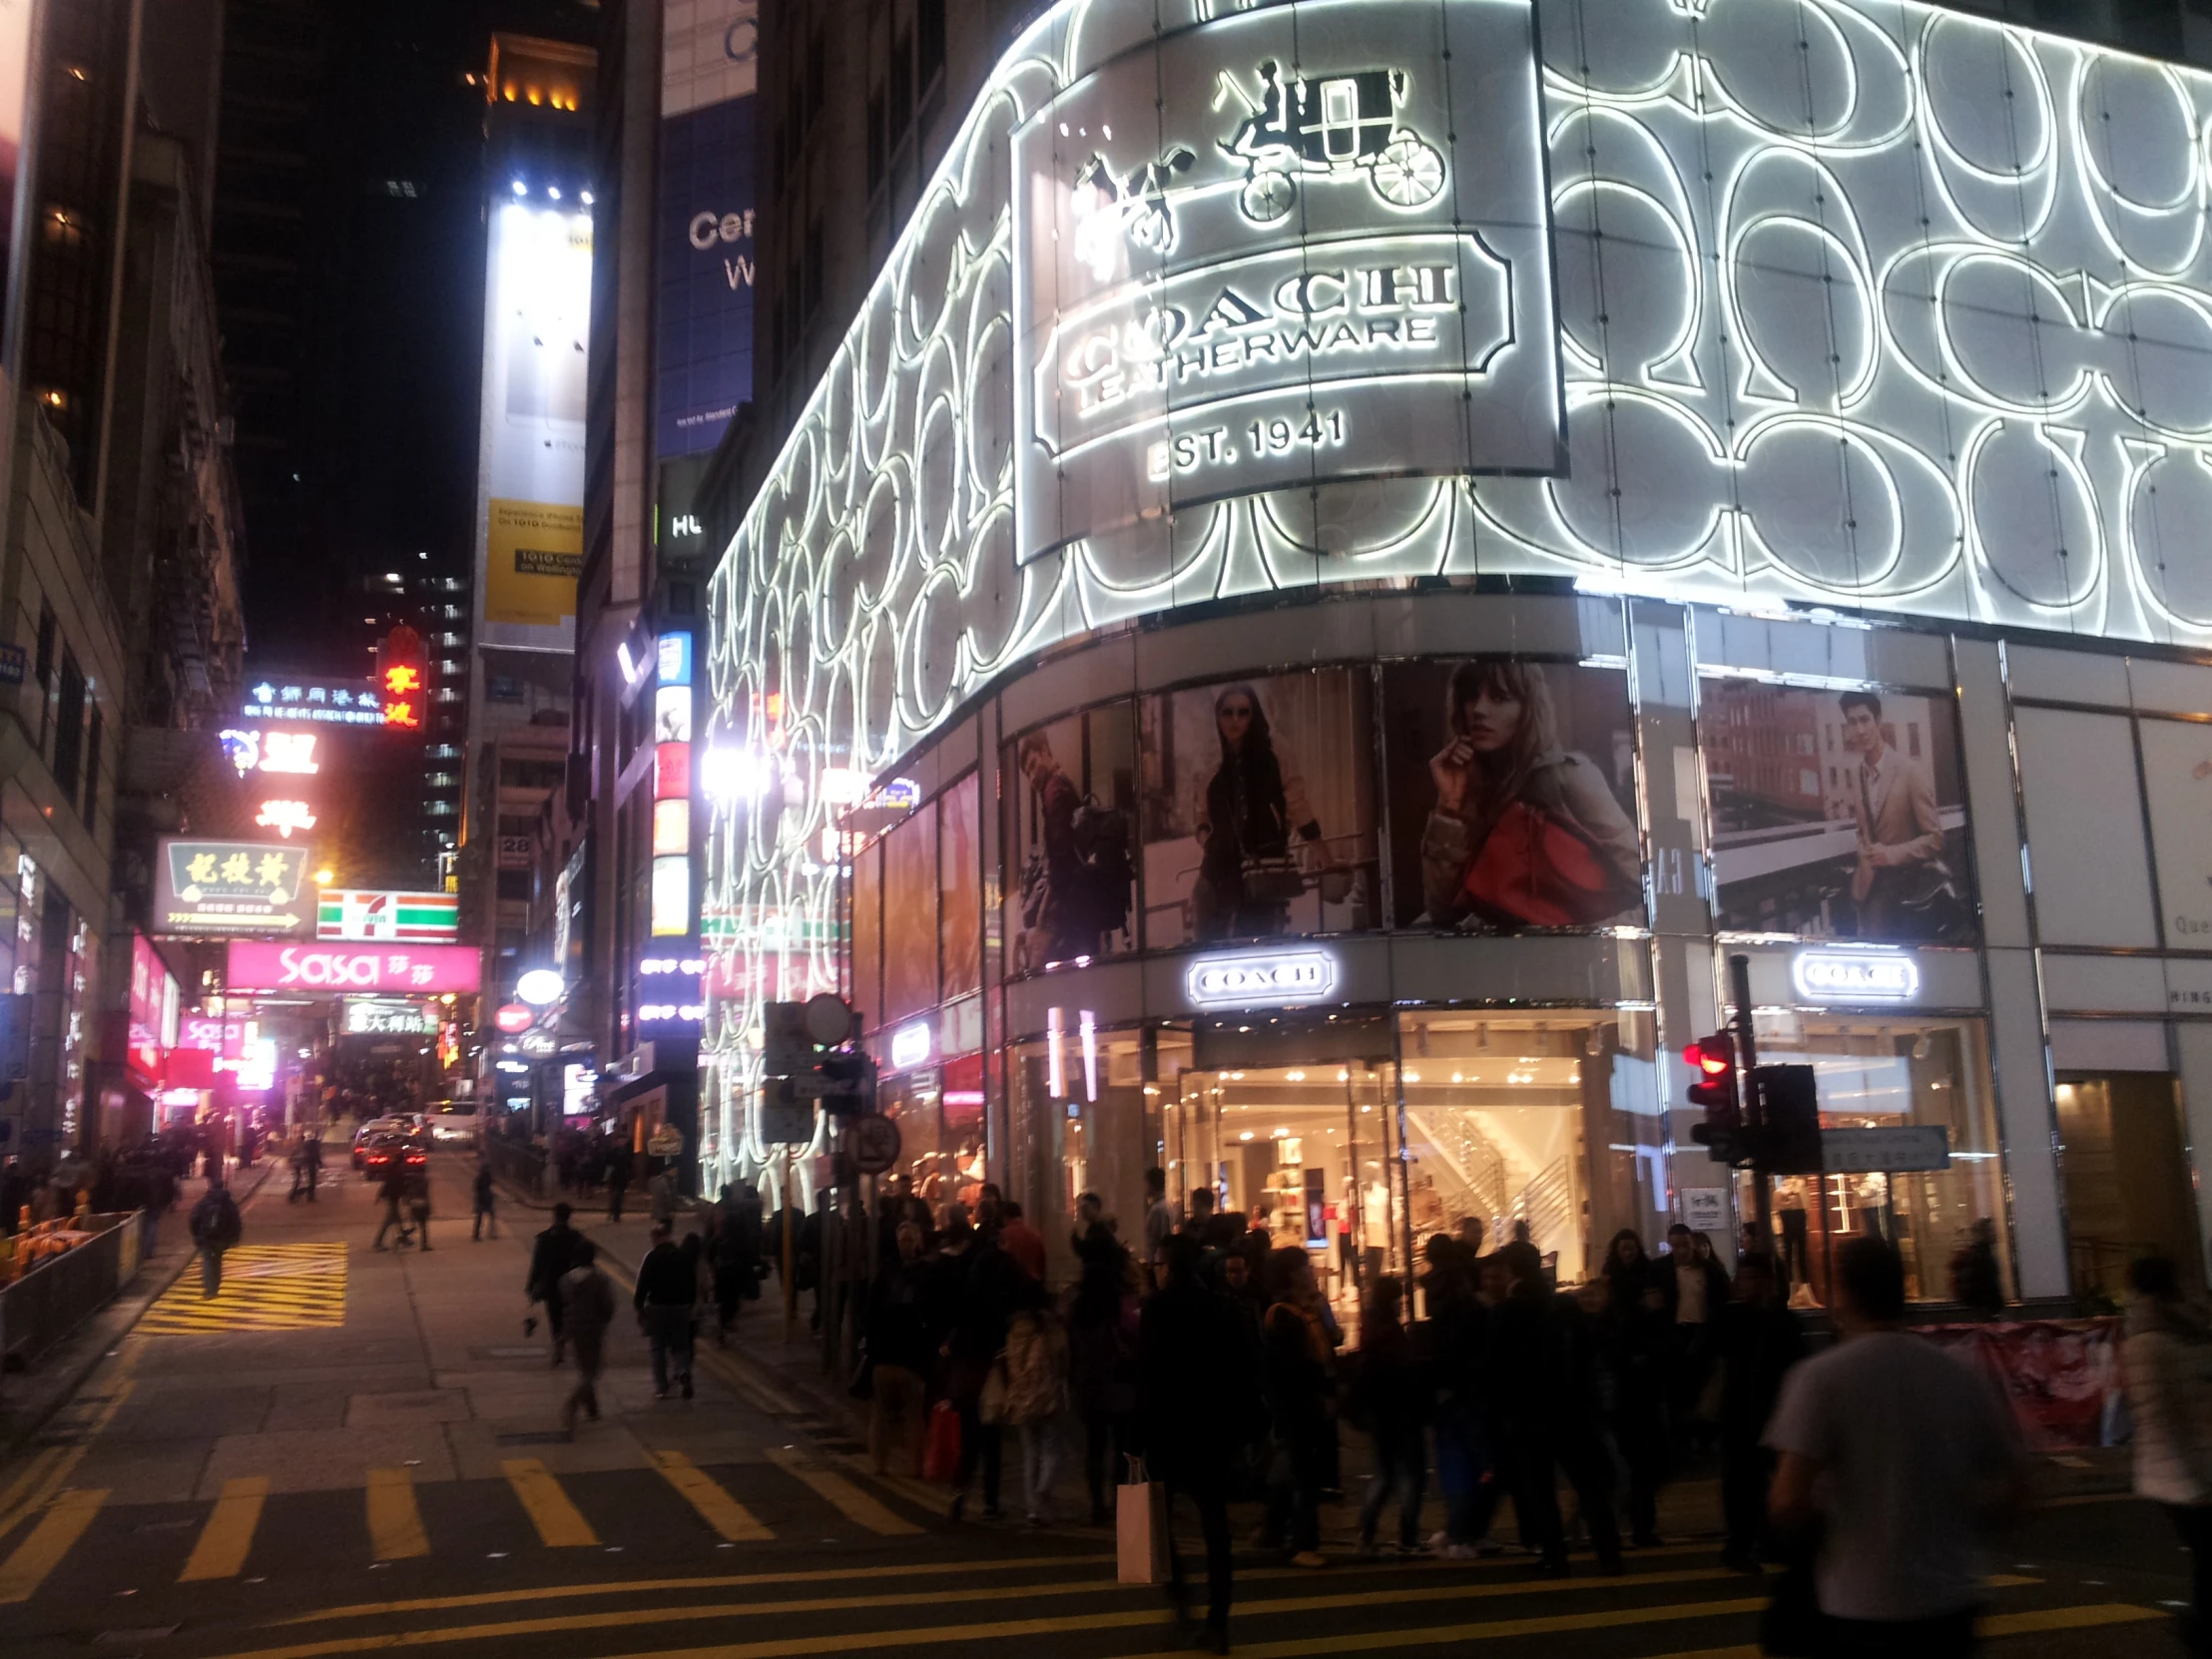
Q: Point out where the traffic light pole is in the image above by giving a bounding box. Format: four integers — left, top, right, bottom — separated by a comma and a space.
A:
1728, 952, 1773, 1250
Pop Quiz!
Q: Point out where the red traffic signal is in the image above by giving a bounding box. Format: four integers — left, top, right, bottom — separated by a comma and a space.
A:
1685, 1031, 1745, 1162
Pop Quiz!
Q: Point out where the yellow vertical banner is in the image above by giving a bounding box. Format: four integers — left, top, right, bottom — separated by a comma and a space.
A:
485, 498, 583, 628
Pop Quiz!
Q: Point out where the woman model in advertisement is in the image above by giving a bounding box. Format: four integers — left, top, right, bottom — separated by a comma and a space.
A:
1191, 684, 1341, 940
1418, 659, 1640, 929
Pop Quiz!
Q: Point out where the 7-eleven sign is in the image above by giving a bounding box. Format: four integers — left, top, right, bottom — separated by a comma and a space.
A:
316, 888, 460, 943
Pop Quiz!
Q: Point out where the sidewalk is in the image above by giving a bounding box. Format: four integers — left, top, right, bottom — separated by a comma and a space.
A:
0, 1159, 276, 1458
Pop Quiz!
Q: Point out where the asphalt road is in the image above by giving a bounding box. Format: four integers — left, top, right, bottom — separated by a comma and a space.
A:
0, 1152, 2192, 1659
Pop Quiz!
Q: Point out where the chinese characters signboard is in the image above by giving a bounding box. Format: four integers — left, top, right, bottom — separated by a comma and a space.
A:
238, 678, 387, 726
153, 838, 313, 938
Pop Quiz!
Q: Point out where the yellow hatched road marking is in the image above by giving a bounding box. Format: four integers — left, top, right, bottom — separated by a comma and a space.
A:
266, 1552, 1117, 1625
762, 1445, 921, 1536
181, 1475, 270, 1581
0, 1487, 109, 1603
500, 1459, 597, 1547
652, 1450, 772, 1541
365, 1468, 429, 1561
140, 1243, 347, 1336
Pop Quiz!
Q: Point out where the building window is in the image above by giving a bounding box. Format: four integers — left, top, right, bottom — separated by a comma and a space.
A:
867, 90, 884, 194
917, 0, 945, 91
888, 31, 911, 147
81, 706, 100, 830
33, 602, 54, 744
52, 652, 85, 796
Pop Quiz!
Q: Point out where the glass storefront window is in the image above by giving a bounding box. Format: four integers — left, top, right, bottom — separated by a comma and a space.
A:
1397, 1012, 1662, 1287
1749, 1015, 2007, 1306
880, 1060, 988, 1215
1003, 703, 1137, 974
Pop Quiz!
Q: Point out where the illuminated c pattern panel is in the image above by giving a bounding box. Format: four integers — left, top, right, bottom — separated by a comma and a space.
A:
705, 0, 2212, 1169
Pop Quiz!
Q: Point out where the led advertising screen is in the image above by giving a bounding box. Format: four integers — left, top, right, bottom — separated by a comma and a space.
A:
153, 839, 315, 938
658, 93, 755, 457
475, 201, 592, 647
0, 0, 31, 373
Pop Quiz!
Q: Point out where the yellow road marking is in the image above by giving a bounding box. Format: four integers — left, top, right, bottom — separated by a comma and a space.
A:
763, 1445, 921, 1536
1148, 1596, 1775, 1659
0, 1446, 66, 1537
140, 1243, 346, 1336
1981, 1603, 2166, 1636
265, 1553, 1117, 1626
652, 1450, 772, 1542
217, 1565, 1743, 1659
365, 1468, 429, 1560
182, 1475, 271, 1581
0, 1487, 109, 1603
0, 1354, 139, 1542
500, 1458, 597, 1547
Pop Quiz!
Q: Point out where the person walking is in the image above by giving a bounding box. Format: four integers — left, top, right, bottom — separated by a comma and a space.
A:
472, 1163, 498, 1240
1069, 1234, 1141, 1524
649, 1163, 680, 1229
371, 1162, 408, 1250
560, 1238, 618, 1432
300, 1129, 321, 1202
1352, 1276, 1429, 1555
2124, 1255, 2212, 1648
867, 1222, 934, 1476
945, 1220, 1020, 1521
634, 1220, 698, 1398
188, 1175, 242, 1298
527, 1203, 583, 1366
1489, 1247, 1622, 1575
1661, 1222, 1730, 1453
1141, 1234, 1253, 1653
1260, 1297, 1333, 1568
1717, 1251, 1805, 1571
1003, 1278, 1071, 1524
401, 1162, 432, 1250
1767, 1236, 2032, 1656
710, 1185, 764, 1343
605, 1137, 635, 1223
1599, 1229, 1671, 1548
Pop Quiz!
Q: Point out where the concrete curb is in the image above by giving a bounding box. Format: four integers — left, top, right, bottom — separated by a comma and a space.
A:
0, 1162, 276, 1460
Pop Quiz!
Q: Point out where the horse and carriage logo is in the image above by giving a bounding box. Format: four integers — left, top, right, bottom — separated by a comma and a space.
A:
1069, 60, 1447, 279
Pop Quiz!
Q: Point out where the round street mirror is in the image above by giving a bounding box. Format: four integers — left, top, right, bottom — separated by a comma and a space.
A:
802, 991, 851, 1047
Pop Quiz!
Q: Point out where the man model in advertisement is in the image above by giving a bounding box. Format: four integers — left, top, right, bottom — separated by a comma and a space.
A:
1841, 691, 1943, 938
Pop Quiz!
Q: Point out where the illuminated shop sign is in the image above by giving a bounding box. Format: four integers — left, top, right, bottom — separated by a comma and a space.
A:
153, 839, 313, 938
240, 680, 386, 726
1011, 2, 1559, 570
226, 941, 483, 994
1185, 947, 1340, 1009
317, 889, 460, 942
343, 1000, 437, 1035
255, 799, 317, 838
1791, 950, 1920, 1004
652, 631, 695, 936
888, 1021, 931, 1071
636, 952, 705, 1029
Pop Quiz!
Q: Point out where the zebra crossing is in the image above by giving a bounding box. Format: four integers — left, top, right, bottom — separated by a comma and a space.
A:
136, 1242, 348, 1335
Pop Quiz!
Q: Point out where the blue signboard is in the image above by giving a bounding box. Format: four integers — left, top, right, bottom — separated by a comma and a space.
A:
657, 96, 756, 459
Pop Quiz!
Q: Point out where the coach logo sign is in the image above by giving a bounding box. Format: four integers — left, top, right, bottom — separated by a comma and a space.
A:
1791, 950, 1919, 1004
1186, 947, 1339, 1010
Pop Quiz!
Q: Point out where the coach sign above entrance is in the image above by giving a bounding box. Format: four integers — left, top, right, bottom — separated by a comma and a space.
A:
226, 941, 483, 995
1185, 947, 1339, 1011
1791, 949, 1920, 1005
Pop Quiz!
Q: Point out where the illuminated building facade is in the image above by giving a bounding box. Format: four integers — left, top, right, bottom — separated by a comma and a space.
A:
703, 0, 2212, 1309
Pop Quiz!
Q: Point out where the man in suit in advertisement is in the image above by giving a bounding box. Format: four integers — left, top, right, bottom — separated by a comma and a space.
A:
1842, 691, 1944, 939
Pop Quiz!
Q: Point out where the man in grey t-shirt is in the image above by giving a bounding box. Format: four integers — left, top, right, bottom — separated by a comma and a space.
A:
1766, 1236, 2031, 1654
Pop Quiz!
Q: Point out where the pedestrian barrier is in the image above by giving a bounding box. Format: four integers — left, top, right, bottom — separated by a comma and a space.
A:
480, 1135, 548, 1200
0, 1212, 141, 1373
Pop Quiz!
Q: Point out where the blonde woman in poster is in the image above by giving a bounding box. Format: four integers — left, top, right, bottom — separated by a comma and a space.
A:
1418, 659, 1641, 928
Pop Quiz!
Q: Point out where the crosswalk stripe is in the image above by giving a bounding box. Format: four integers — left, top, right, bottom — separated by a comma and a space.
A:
762, 1445, 922, 1536
365, 1467, 429, 1560
1197, 1598, 1771, 1659
0, 1446, 67, 1541
1981, 1603, 2166, 1636
0, 1487, 109, 1604
652, 1450, 773, 1541
181, 1475, 270, 1581
501, 1458, 598, 1547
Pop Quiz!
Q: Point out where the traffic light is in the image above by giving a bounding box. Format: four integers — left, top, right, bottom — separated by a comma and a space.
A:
1684, 1031, 1745, 1164
760, 994, 874, 1123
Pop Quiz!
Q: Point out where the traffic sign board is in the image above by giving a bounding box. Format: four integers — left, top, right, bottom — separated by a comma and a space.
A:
846, 1114, 901, 1176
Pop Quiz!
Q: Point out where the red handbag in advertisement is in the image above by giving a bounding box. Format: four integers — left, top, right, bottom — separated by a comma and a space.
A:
1460, 801, 1639, 927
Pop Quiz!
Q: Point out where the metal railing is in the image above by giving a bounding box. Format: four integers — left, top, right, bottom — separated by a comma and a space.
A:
0, 1212, 143, 1372
481, 1135, 549, 1199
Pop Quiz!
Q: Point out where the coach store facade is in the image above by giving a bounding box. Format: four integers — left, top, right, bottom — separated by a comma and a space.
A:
700, 0, 2212, 1311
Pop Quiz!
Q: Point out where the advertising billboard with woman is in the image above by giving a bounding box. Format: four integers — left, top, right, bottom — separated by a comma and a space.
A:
1139, 671, 1378, 948
1382, 661, 1641, 931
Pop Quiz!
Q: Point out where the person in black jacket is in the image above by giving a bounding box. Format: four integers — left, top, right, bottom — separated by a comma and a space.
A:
1353, 1276, 1430, 1554
1659, 1223, 1733, 1451
1717, 1251, 1805, 1570
1140, 1233, 1255, 1655
1489, 1254, 1622, 1575
867, 1222, 935, 1475
634, 1220, 698, 1398
1599, 1229, 1672, 1546
945, 1225, 1020, 1519
526, 1204, 582, 1365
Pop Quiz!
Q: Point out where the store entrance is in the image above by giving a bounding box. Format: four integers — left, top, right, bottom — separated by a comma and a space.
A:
2056, 1072, 2202, 1301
